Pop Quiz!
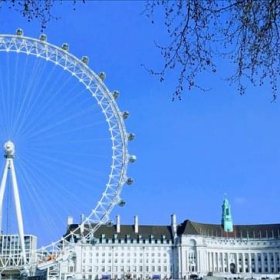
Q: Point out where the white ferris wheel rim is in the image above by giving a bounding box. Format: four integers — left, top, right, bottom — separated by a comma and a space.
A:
0, 34, 130, 262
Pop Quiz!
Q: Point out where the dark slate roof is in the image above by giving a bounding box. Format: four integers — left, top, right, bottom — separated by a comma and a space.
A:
65, 220, 280, 241
178, 220, 280, 238
66, 224, 173, 241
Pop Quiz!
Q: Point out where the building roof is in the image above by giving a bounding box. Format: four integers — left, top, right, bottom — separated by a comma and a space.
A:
66, 223, 173, 241
178, 220, 280, 238
65, 219, 280, 242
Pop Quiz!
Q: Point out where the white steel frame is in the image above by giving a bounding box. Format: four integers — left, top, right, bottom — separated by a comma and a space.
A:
0, 34, 131, 272
0, 141, 26, 266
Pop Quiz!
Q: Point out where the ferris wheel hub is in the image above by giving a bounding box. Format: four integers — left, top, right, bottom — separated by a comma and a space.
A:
3, 141, 15, 158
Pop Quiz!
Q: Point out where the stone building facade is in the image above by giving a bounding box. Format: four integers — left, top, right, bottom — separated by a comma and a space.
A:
60, 200, 280, 280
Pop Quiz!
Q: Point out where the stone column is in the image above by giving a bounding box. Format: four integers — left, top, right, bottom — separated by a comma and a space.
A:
248, 253, 252, 273
227, 252, 230, 273
197, 250, 200, 272
255, 253, 258, 273
204, 251, 207, 273
268, 252, 271, 273
212, 252, 214, 272
207, 252, 209, 272
242, 253, 246, 273
274, 252, 277, 273
261, 253, 265, 273
236, 253, 240, 273
208, 252, 212, 272
217, 252, 219, 272
186, 250, 189, 274
215, 252, 218, 272
179, 245, 183, 278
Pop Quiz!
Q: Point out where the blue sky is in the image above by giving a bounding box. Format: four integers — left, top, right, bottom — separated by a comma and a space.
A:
0, 1, 279, 246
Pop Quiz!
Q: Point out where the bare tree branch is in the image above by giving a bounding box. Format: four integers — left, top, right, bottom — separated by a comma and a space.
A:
0, 0, 85, 31
145, 0, 280, 100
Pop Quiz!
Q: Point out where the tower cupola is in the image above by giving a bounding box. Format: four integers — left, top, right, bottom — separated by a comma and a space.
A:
221, 198, 233, 232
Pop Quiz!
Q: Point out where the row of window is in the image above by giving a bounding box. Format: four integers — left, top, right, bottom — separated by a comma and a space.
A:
83, 259, 169, 264
84, 274, 170, 280
83, 253, 169, 258
78, 265, 171, 273
210, 267, 280, 273
208, 240, 280, 246
82, 246, 170, 251
97, 239, 172, 245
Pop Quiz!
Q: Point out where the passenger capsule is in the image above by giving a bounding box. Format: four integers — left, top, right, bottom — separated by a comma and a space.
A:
16, 28, 23, 36
98, 72, 106, 81
112, 90, 120, 99
128, 155, 137, 163
62, 43, 69, 51
118, 199, 126, 207
126, 177, 134, 185
39, 34, 47, 42
90, 237, 98, 245
106, 220, 114, 227
127, 133, 135, 141
122, 111, 129, 120
81, 56, 89, 65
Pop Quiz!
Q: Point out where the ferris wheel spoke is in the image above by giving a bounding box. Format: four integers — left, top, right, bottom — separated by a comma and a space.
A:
11, 56, 46, 137
10, 57, 47, 139
0, 57, 9, 139
17, 154, 99, 226
26, 120, 106, 144
18, 88, 97, 141
9, 53, 19, 139
22, 106, 103, 142
15, 63, 68, 136
5, 54, 11, 137
16, 160, 64, 239
18, 157, 78, 229
20, 157, 100, 209
10, 54, 29, 137
21, 151, 108, 178
20, 75, 78, 135
16, 160, 60, 235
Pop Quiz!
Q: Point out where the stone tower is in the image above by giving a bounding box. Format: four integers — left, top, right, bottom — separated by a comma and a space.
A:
221, 198, 233, 232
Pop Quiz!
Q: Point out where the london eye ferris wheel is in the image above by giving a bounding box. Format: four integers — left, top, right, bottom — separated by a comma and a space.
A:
0, 29, 135, 272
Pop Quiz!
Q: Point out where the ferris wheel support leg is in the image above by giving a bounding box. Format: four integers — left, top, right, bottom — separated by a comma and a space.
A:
0, 160, 9, 235
9, 159, 26, 264
46, 267, 49, 280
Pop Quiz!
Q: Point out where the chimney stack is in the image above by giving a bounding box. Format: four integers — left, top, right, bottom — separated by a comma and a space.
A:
116, 215, 121, 233
171, 214, 177, 238
134, 215, 139, 233
80, 214, 85, 235
67, 216, 73, 226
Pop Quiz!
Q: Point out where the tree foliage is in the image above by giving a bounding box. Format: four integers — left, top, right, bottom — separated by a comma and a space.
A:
0, 0, 83, 31
145, 0, 280, 100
